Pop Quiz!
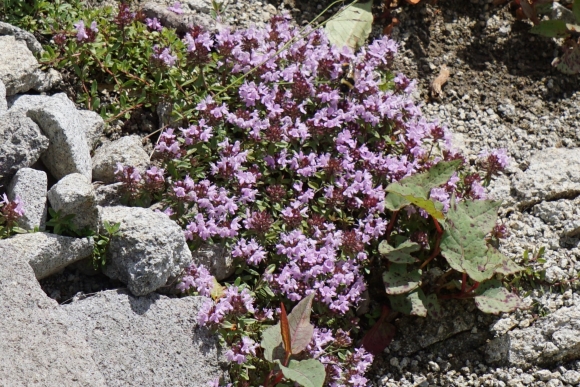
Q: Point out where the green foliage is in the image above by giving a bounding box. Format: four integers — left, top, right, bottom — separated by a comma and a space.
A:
261, 294, 325, 387
92, 220, 121, 269
529, 0, 580, 74
378, 162, 525, 316
325, 0, 374, 52
45, 208, 79, 236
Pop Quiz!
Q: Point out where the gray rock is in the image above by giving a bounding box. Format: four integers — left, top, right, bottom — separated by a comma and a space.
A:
94, 182, 124, 207
79, 109, 105, 150
486, 303, 580, 368
7, 168, 47, 230
0, 109, 49, 186
0, 242, 107, 386
0, 21, 44, 55
545, 266, 566, 284
0, 35, 58, 96
92, 135, 150, 184
62, 289, 226, 387
100, 206, 192, 296
47, 173, 99, 232
24, 93, 92, 180
0, 35, 40, 95
142, 1, 225, 34
9, 93, 104, 151
561, 370, 580, 385
0, 79, 6, 115
192, 243, 235, 280
2, 232, 93, 280
512, 148, 580, 209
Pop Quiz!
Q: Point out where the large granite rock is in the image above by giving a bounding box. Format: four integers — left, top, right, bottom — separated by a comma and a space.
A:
193, 243, 235, 281
62, 289, 227, 386
142, 1, 225, 34
92, 135, 150, 184
23, 94, 93, 180
512, 147, 580, 209
2, 232, 94, 280
0, 21, 44, 55
0, 241, 107, 386
0, 79, 6, 115
7, 167, 48, 230
0, 109, 49, 186
47, 173, 99, 232
9, 93, 105, 152
0, 35, 59, 96
100, 206, 192, 296
486, 303, 580, 369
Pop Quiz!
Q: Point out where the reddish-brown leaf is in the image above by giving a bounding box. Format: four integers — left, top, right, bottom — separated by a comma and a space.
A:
280, 302, 292, 356
362, 306, 396, 355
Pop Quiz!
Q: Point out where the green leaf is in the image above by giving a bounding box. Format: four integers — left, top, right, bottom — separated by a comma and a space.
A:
530, 20, 568, 38
378, 240, 420, 264
573, 0, 580, 22
261, 293, 316, 361
554, 42, 580, 75
421, 293, 442, 319
286, 293, 315, 354
389, 289, 428, 317
489, 247, 524, 276
382, 264, 421, 295
385, 160, 461, 219
324, 1, 373, 52
474, 283, 525, 314
278, 359, 326, 387
440, 197, 505, 282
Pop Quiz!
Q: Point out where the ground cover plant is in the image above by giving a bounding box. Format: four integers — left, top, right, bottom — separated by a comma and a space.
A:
1, 1, 527, 386
0, 193, 25, 239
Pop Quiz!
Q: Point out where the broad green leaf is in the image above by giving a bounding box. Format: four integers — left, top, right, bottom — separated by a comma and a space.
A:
389, 289, 428, 317
489, 247, 524, 276
385, 160, 461, 218
378, 240, 420, 264
324, 1, 373, 52
278, 359, 326, 387
261, 324, 285, 362
554, 41, 580, 74
440, 197, 503, 282
287, 293, 315, 354
261, 293, 315, 360
474, 284, 525, 314
530, 20, 568, 38
383, 264, 421, 295
421, 292, 442, 319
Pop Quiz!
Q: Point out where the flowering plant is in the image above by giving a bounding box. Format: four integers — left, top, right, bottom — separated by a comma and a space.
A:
31, 1, 525, 385
0, 193, 25, 238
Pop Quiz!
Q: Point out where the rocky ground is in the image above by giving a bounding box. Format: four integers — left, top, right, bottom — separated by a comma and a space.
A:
2, 0, 580, 386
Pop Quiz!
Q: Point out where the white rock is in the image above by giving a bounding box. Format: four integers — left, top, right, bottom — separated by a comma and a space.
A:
62, 290, 226, 386
7, 168, 47, 230
0, 21, 44, 54
92, 135, 150, 184
100, 206, 192, 296
0, 79, 6, 115
192, 243, 235, 280
24, 93, 92, 180
47, 173, 99, 232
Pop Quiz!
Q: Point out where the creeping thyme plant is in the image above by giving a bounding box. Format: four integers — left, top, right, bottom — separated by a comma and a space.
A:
0, 193, 25, 239
2, 1, 526, 385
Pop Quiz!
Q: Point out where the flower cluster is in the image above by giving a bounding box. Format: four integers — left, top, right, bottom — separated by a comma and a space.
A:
198, 286, 255, 327
225, 336, 259, 365
0, 193, 24, 227
114, 164, 166, 205
73, 20, 98, 43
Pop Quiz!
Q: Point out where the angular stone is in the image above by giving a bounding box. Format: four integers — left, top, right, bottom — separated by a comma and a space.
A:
62, 289, 226, 386
0, 242, 107, 386
193, 243, 235, 281
0, 109, 49, 186
0, 21, 44, 55
512, 148, 580, 209
79, 109, 105, 150
9, 93, 103, 152
0, 79, 6, 115
92, 135, 150, 184
94, 182, 124, 207
47, 173, 99, 232
486, 303, 580, 368
2, 232, 93, 280
142, 1, 225, 34
24, 93, 92, 180
0, 35, 40, 96
100, 206, 192, 296
7, 168, 48, 230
